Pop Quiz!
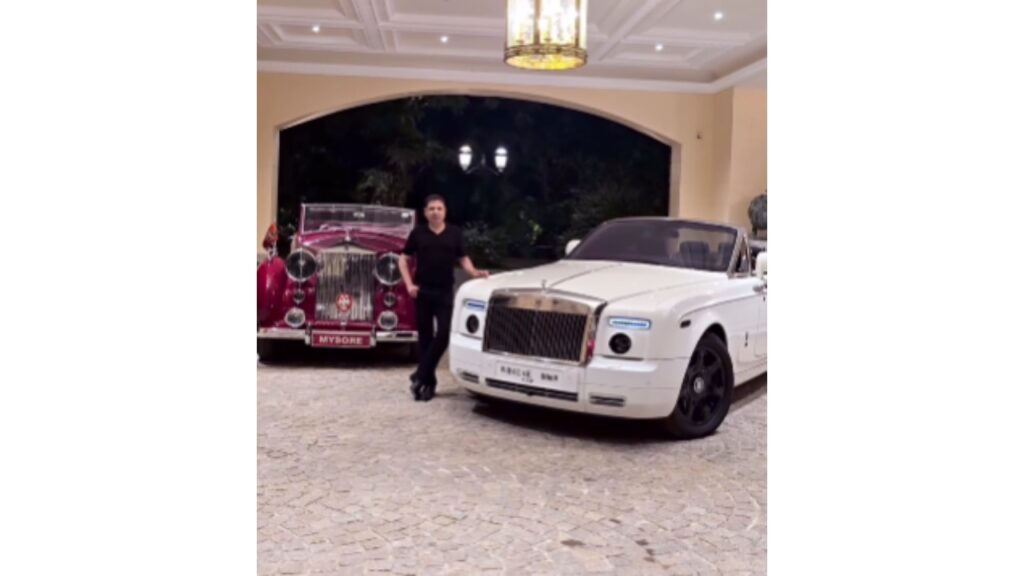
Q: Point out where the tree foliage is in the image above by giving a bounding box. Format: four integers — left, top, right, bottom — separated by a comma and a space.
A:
277, 96, 670, 269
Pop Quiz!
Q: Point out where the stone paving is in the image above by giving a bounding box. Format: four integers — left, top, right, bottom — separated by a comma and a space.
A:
258, 348, 767, 575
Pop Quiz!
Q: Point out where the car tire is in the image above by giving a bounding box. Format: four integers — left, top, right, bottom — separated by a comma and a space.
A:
663, 333, 734, 439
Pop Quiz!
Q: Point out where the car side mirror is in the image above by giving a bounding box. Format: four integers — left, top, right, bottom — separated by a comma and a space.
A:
566, 239, 581, 256
755, 252, 768, 280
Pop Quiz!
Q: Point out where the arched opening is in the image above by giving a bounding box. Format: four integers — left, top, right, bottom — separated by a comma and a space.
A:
275, 95, 673, 270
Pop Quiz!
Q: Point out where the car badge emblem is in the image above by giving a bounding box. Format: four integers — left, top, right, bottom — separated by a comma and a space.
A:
336, 293, 353, 318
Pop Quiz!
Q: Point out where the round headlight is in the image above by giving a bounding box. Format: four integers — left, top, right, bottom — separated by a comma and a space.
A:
285, 250, 317, 282
383, 292, 397, 308
374, 253, 402, 286
466, 315, 480, 334
293, 290, 306, 305
609, 333, 632, 355
285, 307, 306, 328
378, 311, 398, 331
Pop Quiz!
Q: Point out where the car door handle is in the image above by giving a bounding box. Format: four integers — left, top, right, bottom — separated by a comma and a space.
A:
753, 283, 767, 293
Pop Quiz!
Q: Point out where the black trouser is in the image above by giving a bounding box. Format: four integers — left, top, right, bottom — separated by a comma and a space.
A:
414, 287, 454, 387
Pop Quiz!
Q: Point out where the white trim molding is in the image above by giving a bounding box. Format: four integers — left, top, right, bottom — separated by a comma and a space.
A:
257, 58, 766, 94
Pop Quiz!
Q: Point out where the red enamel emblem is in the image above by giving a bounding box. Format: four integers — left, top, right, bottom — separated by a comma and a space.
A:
336, 293, 353, 316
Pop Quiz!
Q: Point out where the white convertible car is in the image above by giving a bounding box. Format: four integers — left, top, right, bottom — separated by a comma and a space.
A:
449, 218, 767, 439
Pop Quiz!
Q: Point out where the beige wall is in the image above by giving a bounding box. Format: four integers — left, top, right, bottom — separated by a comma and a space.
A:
256, 72, 766, 248
712, 89, 735, 224
721, 88, 768, 233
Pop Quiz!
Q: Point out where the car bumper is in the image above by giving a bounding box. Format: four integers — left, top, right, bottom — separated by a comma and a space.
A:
449, 332, 686, 419
257, 327, 417, 344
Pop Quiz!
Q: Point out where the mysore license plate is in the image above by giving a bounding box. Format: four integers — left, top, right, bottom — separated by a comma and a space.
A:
310, 332, 374, 348
496, 362, 565, 388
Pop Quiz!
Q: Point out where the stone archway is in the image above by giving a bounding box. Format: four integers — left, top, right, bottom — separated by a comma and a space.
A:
274, 94, 674, 266
258, 72, 719, 249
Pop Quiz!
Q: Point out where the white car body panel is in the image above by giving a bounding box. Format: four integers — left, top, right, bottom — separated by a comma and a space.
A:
449, 221, 767, 420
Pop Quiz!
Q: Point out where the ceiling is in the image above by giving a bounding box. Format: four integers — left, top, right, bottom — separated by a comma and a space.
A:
257, 0, 766, 92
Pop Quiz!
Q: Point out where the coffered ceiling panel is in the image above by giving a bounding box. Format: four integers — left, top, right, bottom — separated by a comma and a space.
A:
257, 0, 766, 91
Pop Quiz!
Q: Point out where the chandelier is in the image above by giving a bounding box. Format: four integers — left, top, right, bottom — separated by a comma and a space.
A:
505, 0, 588, 71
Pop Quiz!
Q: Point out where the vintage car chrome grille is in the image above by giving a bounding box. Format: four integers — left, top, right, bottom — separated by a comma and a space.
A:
483, 296, 591, 363
315, 250, 376, 322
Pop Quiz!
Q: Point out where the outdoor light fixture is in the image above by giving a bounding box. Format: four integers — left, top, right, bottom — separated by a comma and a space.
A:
505, 0, 588, 71
494, 147, 508, 171
459, 144, 508, 175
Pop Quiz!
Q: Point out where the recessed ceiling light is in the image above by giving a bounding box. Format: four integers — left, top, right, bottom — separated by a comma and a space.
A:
311, 24, 321, 33
655, 44, 664, 52
714, 11, 724, 21
440, 35, 449, 44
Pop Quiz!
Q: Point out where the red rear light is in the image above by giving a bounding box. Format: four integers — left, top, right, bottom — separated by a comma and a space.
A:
262, 223, 279, 251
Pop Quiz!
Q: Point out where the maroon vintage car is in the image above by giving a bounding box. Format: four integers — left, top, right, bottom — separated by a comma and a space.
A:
257, 204, 418, 361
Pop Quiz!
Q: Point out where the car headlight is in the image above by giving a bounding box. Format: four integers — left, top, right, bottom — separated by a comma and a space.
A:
374, 253, 402, 286
461, 300, 486, 338
609, 333, 632, 354
285, 307, 306, 328
607, 317, 652, 330
377, 311, 398, 330
464, 299, 487, 312
285, 250, 317, 282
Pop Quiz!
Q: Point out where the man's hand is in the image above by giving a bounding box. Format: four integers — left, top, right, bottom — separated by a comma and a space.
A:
407, 284, 420, 298
474, 270, 490, 279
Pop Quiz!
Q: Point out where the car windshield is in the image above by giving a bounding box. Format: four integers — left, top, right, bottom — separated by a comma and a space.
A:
566, 220, 738, 272
301, 205, 415, 234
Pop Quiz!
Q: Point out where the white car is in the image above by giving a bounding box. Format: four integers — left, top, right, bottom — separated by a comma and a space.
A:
449, 217, 767, 439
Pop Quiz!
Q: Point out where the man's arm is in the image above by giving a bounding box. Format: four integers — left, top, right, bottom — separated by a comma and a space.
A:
459, 256, 489, 279
400, 231, 419, 298
455, 227, 488, 279
399, 254, 419, 298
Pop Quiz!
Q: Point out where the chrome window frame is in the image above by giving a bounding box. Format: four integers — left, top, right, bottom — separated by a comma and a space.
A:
727, 233, 754, 278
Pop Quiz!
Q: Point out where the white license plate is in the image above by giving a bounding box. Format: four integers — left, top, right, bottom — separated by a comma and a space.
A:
496, 362, 564, 388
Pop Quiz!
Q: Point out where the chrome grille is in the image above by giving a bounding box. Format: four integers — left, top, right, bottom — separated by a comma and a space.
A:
483, 300, 590, 363
315, 250, 376, 322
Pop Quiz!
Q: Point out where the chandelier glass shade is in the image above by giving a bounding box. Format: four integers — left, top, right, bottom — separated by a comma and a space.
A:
505, 0, 588, 71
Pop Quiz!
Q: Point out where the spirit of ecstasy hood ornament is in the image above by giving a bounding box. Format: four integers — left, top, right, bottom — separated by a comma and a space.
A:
541, 279, 547, 292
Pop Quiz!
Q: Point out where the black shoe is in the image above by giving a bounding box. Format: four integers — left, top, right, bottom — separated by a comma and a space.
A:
421, 382, 437, 402
409, 377, 424, 401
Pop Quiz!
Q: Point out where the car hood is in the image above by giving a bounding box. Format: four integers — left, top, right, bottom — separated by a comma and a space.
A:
297, 229, 406, 254
478, 260, 723, 303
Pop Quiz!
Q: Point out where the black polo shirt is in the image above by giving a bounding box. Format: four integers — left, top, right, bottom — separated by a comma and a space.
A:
402, 224, 466, 290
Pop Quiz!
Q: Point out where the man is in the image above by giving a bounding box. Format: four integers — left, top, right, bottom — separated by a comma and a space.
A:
399, 195, 488, 401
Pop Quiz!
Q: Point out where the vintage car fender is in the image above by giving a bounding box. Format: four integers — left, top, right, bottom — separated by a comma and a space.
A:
257, 256, 288, 325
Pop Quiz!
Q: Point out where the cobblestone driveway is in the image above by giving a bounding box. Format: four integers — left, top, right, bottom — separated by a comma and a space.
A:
258, 350, 767, 575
